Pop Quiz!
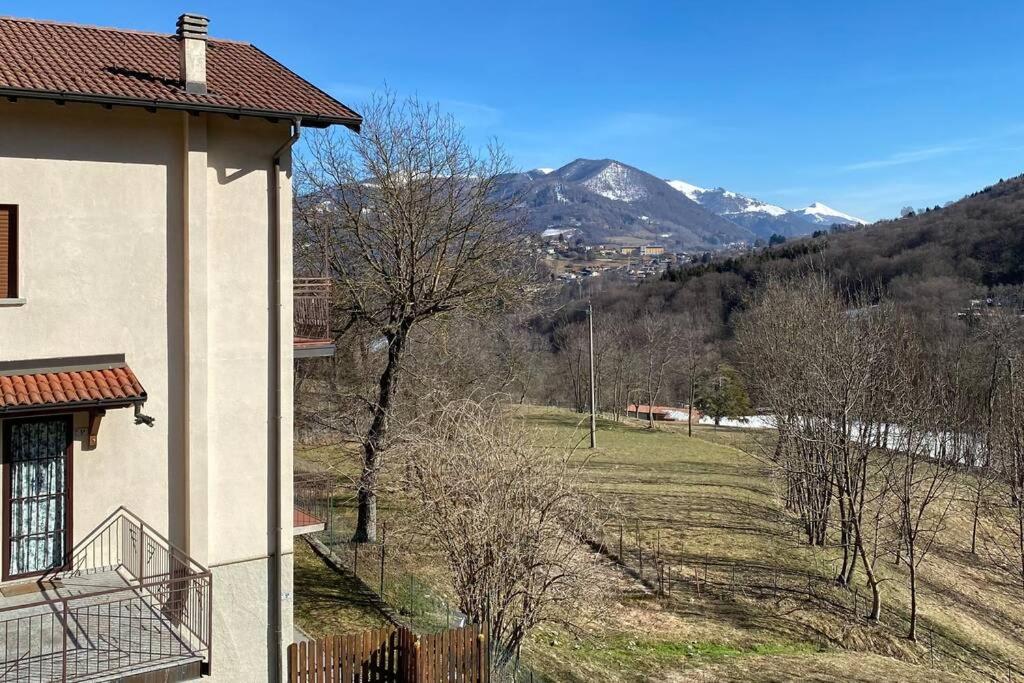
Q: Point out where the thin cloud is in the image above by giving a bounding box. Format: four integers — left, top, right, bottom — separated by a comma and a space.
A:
437, 98, 502, 128
325, 85, 502, 128
588, 112, 697, 139
327, 82, 375, 102
841, 142, 977, 172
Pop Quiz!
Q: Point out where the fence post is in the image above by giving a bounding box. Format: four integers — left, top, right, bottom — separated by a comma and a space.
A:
139, 520, 146, 581
354, 543, 359, 578
328, 490, 335, 544
379, 522, 387, 598
61, 598, 69, 682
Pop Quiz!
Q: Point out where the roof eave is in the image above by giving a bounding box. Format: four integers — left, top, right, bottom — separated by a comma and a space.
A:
0, 394, 148, 416
0, 86, 362, 131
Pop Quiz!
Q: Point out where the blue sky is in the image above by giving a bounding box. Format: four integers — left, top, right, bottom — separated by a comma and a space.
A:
11, 1, 1024, 220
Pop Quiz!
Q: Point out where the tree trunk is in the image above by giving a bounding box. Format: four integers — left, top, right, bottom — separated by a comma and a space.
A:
352, 323, 409, 543
836, 495, 851, 586
907, 541, 918, 641
970, 479, 982, 555
854, 518, 882, 622
687, 376, 695, 437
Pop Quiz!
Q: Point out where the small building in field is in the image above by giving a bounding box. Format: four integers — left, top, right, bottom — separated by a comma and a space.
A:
626, 404, 703, 422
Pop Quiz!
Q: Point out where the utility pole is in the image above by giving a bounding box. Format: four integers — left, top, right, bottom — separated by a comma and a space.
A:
588, 301, 597, 448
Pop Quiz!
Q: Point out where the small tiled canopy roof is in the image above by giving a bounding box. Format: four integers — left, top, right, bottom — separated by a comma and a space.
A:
0, 16, 361, 129
0, 357, 146, 414
294, 507, 324, 531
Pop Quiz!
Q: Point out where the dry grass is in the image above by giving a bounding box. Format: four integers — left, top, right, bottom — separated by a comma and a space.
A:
294, 408, 1024, 681
515, 407, 1024, 681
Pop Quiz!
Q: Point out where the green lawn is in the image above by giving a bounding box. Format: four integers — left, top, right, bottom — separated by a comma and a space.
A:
293, 539, 391, 638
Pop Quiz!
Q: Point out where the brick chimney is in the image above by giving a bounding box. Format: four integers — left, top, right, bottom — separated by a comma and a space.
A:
176, 13, 209, 95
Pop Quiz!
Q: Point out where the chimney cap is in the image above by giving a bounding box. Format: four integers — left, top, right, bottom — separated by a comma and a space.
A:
176, 13, 209, 40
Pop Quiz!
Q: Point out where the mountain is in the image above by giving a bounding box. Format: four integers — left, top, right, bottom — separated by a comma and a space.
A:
792, 202, 868, 227
496, 158, 866, 248
665, 180, 866, 239
495, 159, 755, 249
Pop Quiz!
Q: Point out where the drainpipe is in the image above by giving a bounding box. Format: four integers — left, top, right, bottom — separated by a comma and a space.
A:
270, 117, 301, 680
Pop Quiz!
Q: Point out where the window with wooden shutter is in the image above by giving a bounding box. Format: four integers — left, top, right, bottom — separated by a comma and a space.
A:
0, 206, 16, 299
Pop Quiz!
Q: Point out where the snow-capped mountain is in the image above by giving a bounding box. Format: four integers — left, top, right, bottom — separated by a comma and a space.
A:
793, 202, 867, 226
493, 159, 754, 248
665, 179, 705, 202
492, 158, 868, 248
665, 179, 866, 238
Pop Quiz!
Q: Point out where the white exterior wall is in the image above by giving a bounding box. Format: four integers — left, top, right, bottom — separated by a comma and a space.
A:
0, 99, 295, 681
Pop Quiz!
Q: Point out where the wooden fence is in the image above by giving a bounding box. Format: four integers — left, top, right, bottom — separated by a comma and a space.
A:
288, 623, 489, 683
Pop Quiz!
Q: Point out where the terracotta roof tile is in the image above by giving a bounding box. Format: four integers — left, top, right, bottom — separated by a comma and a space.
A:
0, 364, 146, 413
294, 508, 323, 528
0, 16, 361, 128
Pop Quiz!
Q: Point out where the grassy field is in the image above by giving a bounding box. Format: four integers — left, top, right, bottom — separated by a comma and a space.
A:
295, 406, 1024, 681
293, 540, 392, 638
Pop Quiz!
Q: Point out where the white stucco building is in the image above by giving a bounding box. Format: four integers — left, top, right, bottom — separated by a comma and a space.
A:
0, 13, 355, 681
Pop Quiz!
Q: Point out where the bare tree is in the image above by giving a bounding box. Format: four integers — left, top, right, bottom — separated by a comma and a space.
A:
737, 275, 903, 621
885, 335, 962, 640
981, 316, 1024, 592
678, 313, 714, 437
296, 93, 537, 542
602, 318, 640, 422
637, 310, 681, 429
400, 400, 604, 664
492, 321, 546, 404
553, 319, 591, 414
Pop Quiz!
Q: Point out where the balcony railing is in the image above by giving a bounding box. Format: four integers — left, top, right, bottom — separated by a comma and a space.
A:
0, 507, 212, 682
294, 277, 332, 341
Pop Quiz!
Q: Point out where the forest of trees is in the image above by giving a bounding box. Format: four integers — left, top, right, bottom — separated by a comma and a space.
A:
663, 173, 1024, 330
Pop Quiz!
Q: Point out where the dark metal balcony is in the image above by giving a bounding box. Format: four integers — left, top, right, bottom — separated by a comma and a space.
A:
294, 277, 334, 358
0, 508, 212, 682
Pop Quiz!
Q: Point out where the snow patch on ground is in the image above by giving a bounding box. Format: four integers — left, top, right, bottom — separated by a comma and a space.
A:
699, 415, 775, 429
541, 228, 575, 238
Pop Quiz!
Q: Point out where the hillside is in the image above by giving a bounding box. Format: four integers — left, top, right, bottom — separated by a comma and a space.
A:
663, 172, 1024, 322
523, 409, 1023, 682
